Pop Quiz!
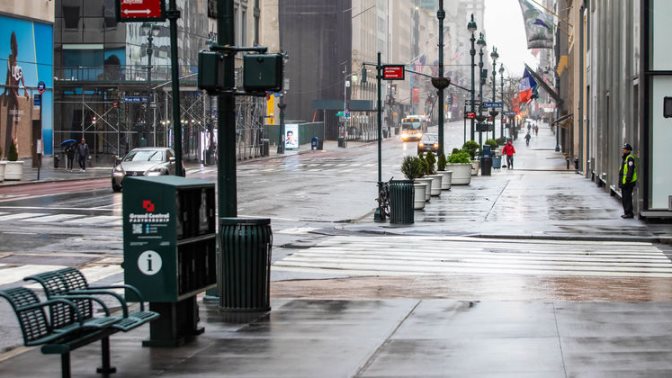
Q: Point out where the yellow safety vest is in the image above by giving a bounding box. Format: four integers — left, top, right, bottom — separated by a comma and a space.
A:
622, 153, 637, 185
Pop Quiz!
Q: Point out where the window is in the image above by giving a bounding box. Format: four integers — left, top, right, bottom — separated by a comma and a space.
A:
63, 6, 81, 29
242, 7, 247, 47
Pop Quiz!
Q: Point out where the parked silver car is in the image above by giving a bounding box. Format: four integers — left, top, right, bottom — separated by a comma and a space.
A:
111, 147, 177, 192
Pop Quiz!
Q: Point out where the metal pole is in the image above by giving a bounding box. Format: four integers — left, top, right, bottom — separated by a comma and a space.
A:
167, 0, 183, 176
437, 1, 445, 155
478, 47, 484, 148
147, 32, 153, 146
491, 55, 496, 140
218, 0, 236, 216
374, 52, 384, 222
277, 93, 285, 153
578, 3, 585, 172
500, 67, 504, 139
470, 30, 476, 142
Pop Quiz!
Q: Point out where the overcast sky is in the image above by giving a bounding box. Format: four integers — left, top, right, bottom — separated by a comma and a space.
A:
484, 0, 540, 78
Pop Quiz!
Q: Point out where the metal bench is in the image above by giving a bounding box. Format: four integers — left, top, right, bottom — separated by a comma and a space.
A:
0, 287, 120, 378
24, 267, 159, 332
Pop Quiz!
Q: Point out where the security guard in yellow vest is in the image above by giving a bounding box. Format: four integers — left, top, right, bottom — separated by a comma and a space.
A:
618, 143, 637, 218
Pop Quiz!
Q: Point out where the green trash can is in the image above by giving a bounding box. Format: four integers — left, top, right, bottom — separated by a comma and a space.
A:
389, 180, 414, 224
219, 218, 272, 312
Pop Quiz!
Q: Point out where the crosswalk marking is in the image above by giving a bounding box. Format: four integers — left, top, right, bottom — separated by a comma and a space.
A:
65, 215, 119, 225
0, 264, 67, 286
23, 214, 87, 223
273, 236, 672, 278
0, 213, 48, 221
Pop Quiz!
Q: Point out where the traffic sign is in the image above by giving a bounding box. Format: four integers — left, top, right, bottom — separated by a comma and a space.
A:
124, 96, 149, 103
483, 101, 503, 109
506, 111, 517, 116
465, 112, 476, 119
382, 65, 405, 80
116, 0, 166, 22
33, 94, 41, 107
465, 99, 481, 106
37, 81, 46, 94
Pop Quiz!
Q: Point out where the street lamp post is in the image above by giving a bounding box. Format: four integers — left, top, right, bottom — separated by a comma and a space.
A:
499, 63, 505, 139
476, 32, 487, 148
490, 46, 499, 141
467, 14, 477, 142
142, 22, 161, 146
437, 0, 445, 155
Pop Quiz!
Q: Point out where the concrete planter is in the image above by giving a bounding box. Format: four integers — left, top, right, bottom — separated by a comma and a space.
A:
4, 161, 23, 181
470, 160, 480, 176
0, 161, 5, 182
446, 163, 471, 185
413, 181, 427, 210
429, 174, 442, 197
416, 178, 432, 202
438, 170, 452, 190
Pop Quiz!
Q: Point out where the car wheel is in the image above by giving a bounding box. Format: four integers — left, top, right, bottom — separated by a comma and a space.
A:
112, 180, 122, 193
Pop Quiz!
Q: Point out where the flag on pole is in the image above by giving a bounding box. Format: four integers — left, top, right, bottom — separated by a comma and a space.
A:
518, 67, 538, 104
518, 0, 554, 49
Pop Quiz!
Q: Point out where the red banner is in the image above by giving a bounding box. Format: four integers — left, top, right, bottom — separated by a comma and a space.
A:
117, 0, 166, 22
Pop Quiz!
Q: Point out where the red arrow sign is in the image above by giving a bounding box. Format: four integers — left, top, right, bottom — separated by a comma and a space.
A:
117, 0, 166, 22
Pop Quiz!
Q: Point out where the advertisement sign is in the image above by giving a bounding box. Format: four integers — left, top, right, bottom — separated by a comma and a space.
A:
0, 15, 53, 157
284, 124, 299, 150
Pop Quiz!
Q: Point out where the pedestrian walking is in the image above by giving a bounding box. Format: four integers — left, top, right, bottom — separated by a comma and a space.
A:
65, 144, 75, 171
618, 143, 637, 218
77, 138, 89, 172
502, 139, 516, 169
525, 132, 531, 146
534, 125, 539, 136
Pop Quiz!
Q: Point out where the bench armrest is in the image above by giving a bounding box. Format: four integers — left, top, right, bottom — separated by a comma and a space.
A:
18, 298, 87, 326
54, 294, 113, 316
67, 290, 128, 317
88, 284, 147, 312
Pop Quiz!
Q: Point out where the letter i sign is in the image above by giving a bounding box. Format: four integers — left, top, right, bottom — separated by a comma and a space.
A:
138, 250, 162, 275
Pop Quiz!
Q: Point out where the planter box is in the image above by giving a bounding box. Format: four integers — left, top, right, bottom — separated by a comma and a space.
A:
4, 161, 23, 181
438, 170, 452, 190
471, 160, 480, 176
413, 181, 427, 210
429, 174, 442, 197
416, 178, 432, 202
446, 163, 471, 185
0, 161, 5, 182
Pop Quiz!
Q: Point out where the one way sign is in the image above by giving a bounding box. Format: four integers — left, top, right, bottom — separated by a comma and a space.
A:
117, 0, 166, 22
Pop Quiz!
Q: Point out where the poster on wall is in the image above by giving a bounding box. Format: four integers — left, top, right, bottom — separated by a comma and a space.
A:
0, 16, 53, 158
284, 124, 299, 150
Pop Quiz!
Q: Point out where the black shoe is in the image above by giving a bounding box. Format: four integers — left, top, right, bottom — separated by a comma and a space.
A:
621, 214, 634, 219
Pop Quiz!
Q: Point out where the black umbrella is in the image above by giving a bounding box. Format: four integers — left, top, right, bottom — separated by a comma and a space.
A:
60, 139, 77, 146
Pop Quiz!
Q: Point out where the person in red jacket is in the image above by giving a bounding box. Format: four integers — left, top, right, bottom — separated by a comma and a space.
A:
502, 140, 516, 169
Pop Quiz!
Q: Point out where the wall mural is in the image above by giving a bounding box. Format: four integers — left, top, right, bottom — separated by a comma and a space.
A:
0, 15, 53, 158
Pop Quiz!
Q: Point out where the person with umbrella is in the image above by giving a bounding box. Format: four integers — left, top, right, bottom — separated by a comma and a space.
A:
60, 139, 77, 171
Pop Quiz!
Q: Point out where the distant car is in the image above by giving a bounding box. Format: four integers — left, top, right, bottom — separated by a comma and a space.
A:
417, 133, 439, 154
111, 147, 178, 192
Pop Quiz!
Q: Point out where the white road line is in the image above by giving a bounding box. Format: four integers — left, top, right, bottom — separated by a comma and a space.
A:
63, 215, 119, 225
0, 264, 67, 286
23, 214, 88, 223
0, 213, 48, 221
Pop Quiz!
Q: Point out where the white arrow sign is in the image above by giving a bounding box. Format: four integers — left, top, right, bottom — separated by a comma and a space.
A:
123, 9, 151, 14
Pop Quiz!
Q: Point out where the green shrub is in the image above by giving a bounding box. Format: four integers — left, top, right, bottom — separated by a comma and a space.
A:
485, 139, 498, 150
401, 156, 425, 180
424, 152, 436, 175
8, 142, 18, 162
496, 137, 507, 146
447, 150, 471, 164
462, 140, 480, 160
437, 153, 447, 171
451, 148, 461, 155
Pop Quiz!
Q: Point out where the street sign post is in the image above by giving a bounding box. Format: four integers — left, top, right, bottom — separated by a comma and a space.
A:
116, 0, 166, 22
482, 101, 503, 109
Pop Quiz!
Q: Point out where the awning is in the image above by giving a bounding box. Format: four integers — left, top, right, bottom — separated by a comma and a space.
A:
552, 113, 574, 128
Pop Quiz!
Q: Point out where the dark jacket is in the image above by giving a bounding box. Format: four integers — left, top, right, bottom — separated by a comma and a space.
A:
77, 142, 89, 159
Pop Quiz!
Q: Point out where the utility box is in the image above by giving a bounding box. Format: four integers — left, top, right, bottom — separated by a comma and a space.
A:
243, 53, 283, 93
123, 176, 216, 346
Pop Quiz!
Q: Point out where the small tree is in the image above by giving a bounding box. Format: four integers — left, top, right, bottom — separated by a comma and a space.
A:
462, 140, 480, 160
401, 156, 424, 180
8, 141, 18, 162
485, 139, 498, 150
424, 152, 436, 175
437, 153, 447, 171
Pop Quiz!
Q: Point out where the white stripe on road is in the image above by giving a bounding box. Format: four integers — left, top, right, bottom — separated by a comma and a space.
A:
23, 214, 88, 223
63, 215, 119, 225
0, 264, 67, 286
0, 213, 48, 221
